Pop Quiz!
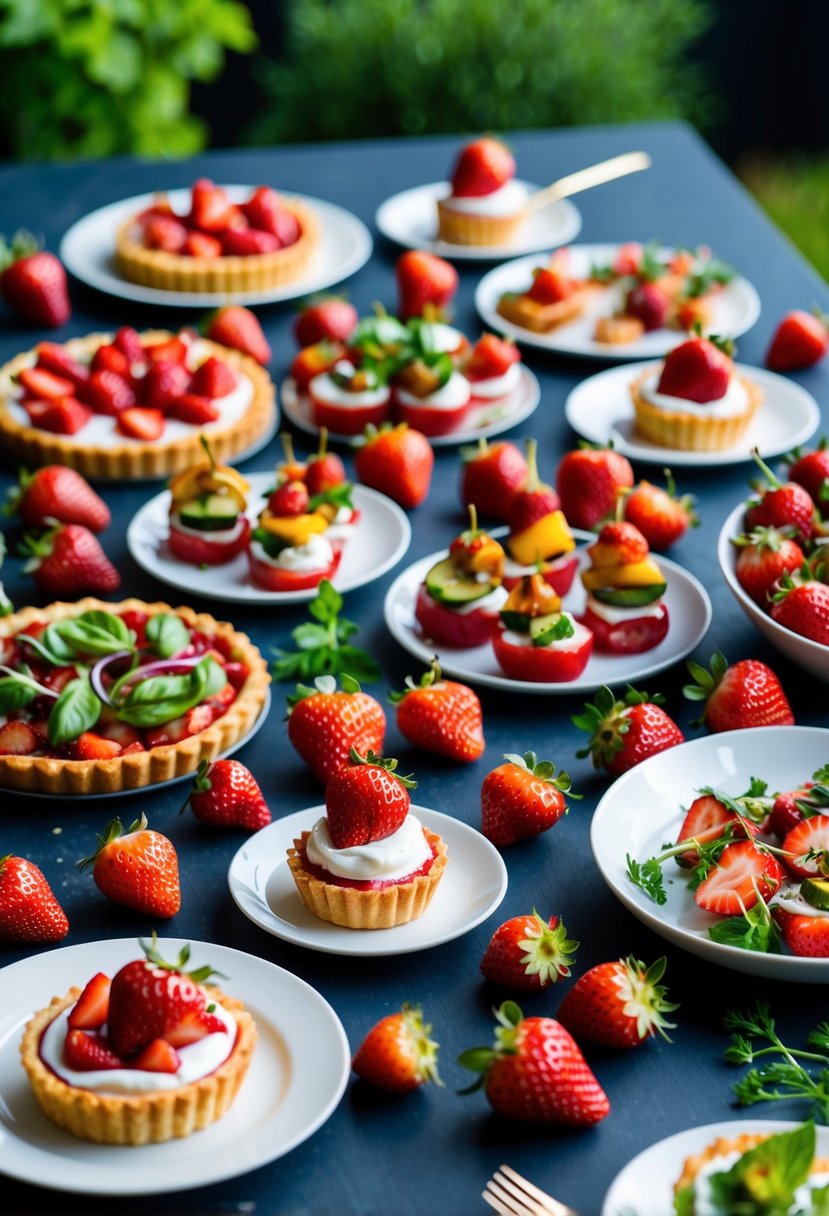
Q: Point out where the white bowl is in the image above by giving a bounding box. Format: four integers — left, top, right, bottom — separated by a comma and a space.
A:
717, 500, 829, 682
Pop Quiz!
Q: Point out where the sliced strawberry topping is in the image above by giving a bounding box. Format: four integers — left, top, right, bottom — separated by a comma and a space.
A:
782, 815, 829, 879
63, 1029, 123, 1072
72, 732, 122, 761
18, 366, 75, 400
132, 1038, 181, 1073
67, 972, 111, 1030
117, 407, 165, 441
0, 720, 40, 756
694, 840, 783, 915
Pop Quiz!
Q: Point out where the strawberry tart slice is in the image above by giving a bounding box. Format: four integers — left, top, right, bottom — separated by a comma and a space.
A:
436, 137, 527, 246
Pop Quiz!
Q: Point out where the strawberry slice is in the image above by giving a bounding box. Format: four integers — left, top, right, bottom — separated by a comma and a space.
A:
25, 398, 91, 435
113, 327, 144, 363
675, 794, 739, 866
132, 1038, 181, 1073
774, 907, 829, 957
119, 741, 146, 755
183, 231, 223, 259
694, 840, 783, 915
35, 341, 89, 387
144, 214, 188, 252
72, 732, 122, 761
142, 359, 190, 409
165, 1009, 226, 1048
18, 366, 75, 401
0, 721, 40, 756
167, 393, 219, 425
782, 815, 829, 879
90, 343, 132, 381
221, 228, 281, 256
85, 369, 136, 416
67, 972, 111, 1030
117, 407, 165, 441
145, 336, 189, 366
63, 1029, 123, 1071
190, 356, 237, 399
190, 179, 238, 232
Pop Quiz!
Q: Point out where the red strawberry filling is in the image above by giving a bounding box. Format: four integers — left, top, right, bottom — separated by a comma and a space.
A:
299, 839, 436, 890
136, 182, 302, 256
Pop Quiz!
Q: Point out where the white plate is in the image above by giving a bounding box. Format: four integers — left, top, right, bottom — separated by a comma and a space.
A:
0, 936, 349, 1195
602, 1119, 829, 1215
280, 365, 541, 448
374, 180, 581, 260
383, 528, 711, 695
718, 500, 829, 682
475, 243, 761, 359
564, 360, 820, 467
127, 478, 411, 605
60, 187, 373, 307
591, 726, 829, 983
228, 805, 508, 957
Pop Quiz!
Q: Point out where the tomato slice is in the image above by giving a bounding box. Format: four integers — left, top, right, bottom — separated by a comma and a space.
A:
248, 548, 342, 592
414, 583, 500, 648
492, 622, 593, 682
168, 517, 251, 567
580, 603, 669, 654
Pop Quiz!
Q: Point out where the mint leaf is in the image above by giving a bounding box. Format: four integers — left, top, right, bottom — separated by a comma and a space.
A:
709, 899, 781, 954
708, 1123, 815, 1209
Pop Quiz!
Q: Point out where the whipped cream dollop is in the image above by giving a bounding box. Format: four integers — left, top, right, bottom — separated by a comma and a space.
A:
584, 593, 665, 624
638, 371, 749, 419
451, 584, 509, 615
251, 533, 334, 572
417, 323, 465, 355
169, 513, 247, 543
41, 1000, 236, 1095
499, 613, 591, 652
442, 181, 528, 216
307, 814, 432, 881
309, 362, 391, 408
467, 364, 521, 399
397, 371, 471, 411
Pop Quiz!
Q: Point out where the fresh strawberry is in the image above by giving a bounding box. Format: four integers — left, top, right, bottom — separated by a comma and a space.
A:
324, 749, 414, 849
0, 721, 40, 755
132, 1038, 181, 1073
480, 751, 573, 846
303, 429, 346, 495
290, 340, 345, 392
77, 814, 180, 918
241, 185, 282, 234
625, 282, 669, 331
480, 912, 577, 990
205, 306, 271, 366
675, 793, 751, 866
770, 575, 829, 644
391, 658, 484, 763
781, 816, 829, 879
287, 676, 386, 783
354, 422, 434, 509
694, 840, 783, 914
167, 395, 218, 426
769, 773, 829, 840
18, 366, 75, 400
144, 336, 189, 365
73, 732, 122, 761
460, 437, 528, 520
508, 438, 560, 532
588, 519, 649, 565
459, 1001, 610, 1126
21, 523, 120, 597
450, 137, 515, 196
25, 397, 91, 435
352, 1004, 441, 1093
182, 758, 271, 831
190, 178, 238, 232
35, 341, 89, 386
141, 359, 190, 409
90, 343, 132, 380
222, 228, 281, 256
396, 251, 458, 320
0, 232, 70, 327
774, 907, 829, 957
613, 242, 643, 275
787, 440, 829, 512
556, 443, 634, 531
557, 956, 678, 1049
63, 1029, 123, 1071
766, 309, 828, 372
144, 214, 188, 252
656, 333, 735, 402
294, 297, 358, 348
683, 652, 794, 731
623, 473, 697, 550
732, 527, 805, 604
67, 973, 111, 1030
269, 211, 300, 246
164, 1008, 225, 1048
0, 854, 69, 942
574, 685, 684, 776
86, 368, 136, 416
745, 450, 816, 542
113, 326, 144, 363
269, 479, 309, 516
465, 333, 520, 381
527, 266, 572, 304
183, 231, 223, 259
117, 406, 165, 441
190, 355, 238, 399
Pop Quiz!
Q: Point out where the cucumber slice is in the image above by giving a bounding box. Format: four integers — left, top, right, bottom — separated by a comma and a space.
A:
424, 558, 495, 605
530, 612, 575, 647
800, 877, 829, 911
591, 583, 667, 608
179, 494, 241, 533
500, 610, 532, 632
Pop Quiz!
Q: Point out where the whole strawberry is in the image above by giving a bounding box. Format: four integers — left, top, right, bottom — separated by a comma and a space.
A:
787, 439, 829, 513
480, 911, 578, 991
7, 466, 110, 532
732, 527, 805, 605
0, 231, 70, 327
459, 437, 528, 520
182, 758, 271, 831
354, 422, 434, 509
573, 685, 684, 776
391, 658, 484, 763
770, 575, 829, 645
683, 651, 794, 731
0, 854, 69, 943
556, 443, 634, 530
481, 751, 573, 846
623, 472, 697, 551
458, 1001, 610, 1126
557, 956, 678, 1049
396, 251, 458, 320
745, 449, 816, 543
450, 137, 515, 197
656, 333, 734, 402
325, 749, 415, 848
78, 814, 181, 918
352, 1003, 441, 1093
287, 675, 386, 783
294, 297, 358, 348
21, 523, 120, 597
766, 309, 828, 372
205, 305, 271, 366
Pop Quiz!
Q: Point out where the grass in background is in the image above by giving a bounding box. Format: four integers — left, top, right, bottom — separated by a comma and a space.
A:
741, 156, 829, 283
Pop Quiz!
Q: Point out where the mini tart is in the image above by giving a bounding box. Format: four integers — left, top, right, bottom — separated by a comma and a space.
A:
674, 1133, 829, 1204
629, 367, 762, 452
496, 285, 597, 334
20, 985, 256, 1145
436, 201, 524, 247
115, 198, 320, 294
0, 597, 270, 795
286, 827, 447, 930
0, 331, 275, 479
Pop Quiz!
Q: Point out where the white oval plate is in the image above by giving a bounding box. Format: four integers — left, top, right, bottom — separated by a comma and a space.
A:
228, 805, 508, 957
564, 360, 820, 467
602, 1119, 829, 1215
718, 500, 829, 682
383, 528, 711, 695
591, 726, 829, 983
0, 937, 349, 1195
60, 187, 373, 308
375, 180, 582, 260
280, 365, 541, 448
475, 243, 761, 359
127, 477, 411, 605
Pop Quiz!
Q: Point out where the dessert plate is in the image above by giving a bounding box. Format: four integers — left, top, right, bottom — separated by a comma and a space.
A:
718, 500, 829, 683
475, 243, 761, 359
60, 187, 373, 307
591, 726, 829, 983
127, 477, 411, 604
280, 365, 541, 448
375, 180, 582, 260
228, 805, 508, 957
602, 1119, 829, 1215
383, 529, 711, 695
564, 359, 819, 468
0, 936, 349, 1195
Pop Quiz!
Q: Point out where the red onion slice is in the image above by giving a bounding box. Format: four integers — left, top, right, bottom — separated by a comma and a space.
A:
89, 650, 133, 707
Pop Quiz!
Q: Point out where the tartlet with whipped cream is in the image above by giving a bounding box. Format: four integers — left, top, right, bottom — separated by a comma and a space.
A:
436, 137, 528, 246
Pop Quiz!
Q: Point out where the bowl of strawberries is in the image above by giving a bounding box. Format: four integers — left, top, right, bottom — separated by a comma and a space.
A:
717, 443, 829, 681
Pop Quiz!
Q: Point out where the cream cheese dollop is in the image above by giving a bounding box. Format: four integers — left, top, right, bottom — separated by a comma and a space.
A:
306, 814, 432, 881
442, 181, 528, 216
639, 371, 749, 419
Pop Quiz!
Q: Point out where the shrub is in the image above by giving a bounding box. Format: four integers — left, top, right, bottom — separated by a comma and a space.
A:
741, 156, 829, 284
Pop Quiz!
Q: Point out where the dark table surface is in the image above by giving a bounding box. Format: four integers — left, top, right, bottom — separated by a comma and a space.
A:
1, 121, 828, 1216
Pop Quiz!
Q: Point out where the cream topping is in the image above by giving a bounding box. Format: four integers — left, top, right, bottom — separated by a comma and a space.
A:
773, 885, 829, 919
250, 534, 334, 572
467, 363, 521, 399
442, 180, 527, 216
397, 371, 471, 411
639, 371, 750, 419
169, 512, 246, 543
306, 813, 432, 881
451, 584, 509, 615
584, 593, 665, 624
309, 363, 391, 409
417, 323, 465, 354
499, 614, 591, 653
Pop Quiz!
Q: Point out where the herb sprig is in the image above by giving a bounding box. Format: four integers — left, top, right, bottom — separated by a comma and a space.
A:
271, 580, 380, 683
725, 1002, 829, 1123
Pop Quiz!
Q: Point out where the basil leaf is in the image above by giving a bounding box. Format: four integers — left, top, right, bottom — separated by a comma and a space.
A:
124, 671, 195, 707
145, 613, 190, 659
0, 669, 38, 714
55, 610, 134, 658
21, 624, 76, 666
48, 674, 101, 745
116, 658, 226, 727
199, 657, 227, 700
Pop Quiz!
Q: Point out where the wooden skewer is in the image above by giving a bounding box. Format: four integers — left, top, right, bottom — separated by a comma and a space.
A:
523, 150, 651, 214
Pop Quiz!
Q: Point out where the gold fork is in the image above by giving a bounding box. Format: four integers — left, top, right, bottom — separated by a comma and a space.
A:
483, 1164, 581, 1216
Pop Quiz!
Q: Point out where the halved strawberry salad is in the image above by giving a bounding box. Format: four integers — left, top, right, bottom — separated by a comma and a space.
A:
627, 769, 829, 957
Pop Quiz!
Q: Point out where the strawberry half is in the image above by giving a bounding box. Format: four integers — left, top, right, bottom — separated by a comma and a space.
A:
782, 815, 829, 880
67, 972, 112, 1030
693, 840, 783, 915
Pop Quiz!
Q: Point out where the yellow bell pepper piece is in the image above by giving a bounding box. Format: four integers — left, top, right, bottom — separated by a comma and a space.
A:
169, 464, 250, 511
581, 556, 664, 591
508, 510, 575, 568
259, 511, 329, 545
